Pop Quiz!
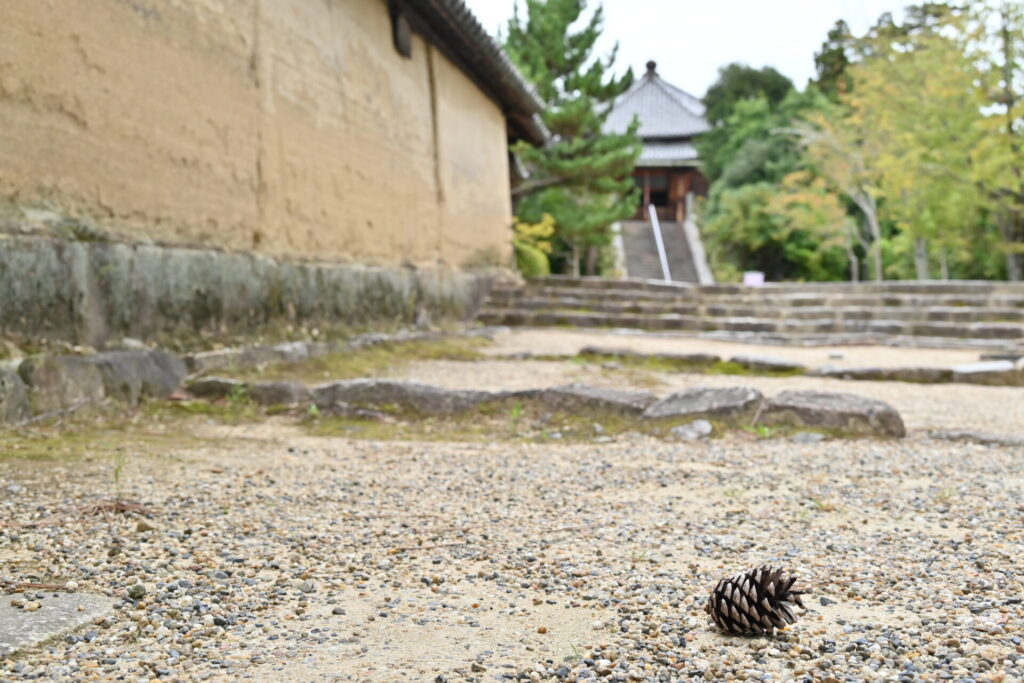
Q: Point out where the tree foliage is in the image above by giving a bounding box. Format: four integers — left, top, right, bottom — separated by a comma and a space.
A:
504, 0, 641, 276
699, 0, 1024, 282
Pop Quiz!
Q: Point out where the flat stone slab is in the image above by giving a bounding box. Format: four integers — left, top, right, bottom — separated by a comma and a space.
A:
929, 429, 1024, 447
0, 369, 29, 424
0, 592, 113, 656
642, 387, 763, 421
812, 366, 952, 384
538, 383, 657, 415
249, 381, 311, 406
186, 376, 246, 399
313, 379, 494, 415
758, 390, 905, 438
952, 361, 1024, 386
728, 354, 806, 373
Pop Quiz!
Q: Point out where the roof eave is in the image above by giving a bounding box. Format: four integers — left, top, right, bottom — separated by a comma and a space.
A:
408, 0, 548, 146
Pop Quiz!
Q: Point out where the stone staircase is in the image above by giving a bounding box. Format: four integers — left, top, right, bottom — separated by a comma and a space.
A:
478, 277, 1024, 349
619, 220, 698, 283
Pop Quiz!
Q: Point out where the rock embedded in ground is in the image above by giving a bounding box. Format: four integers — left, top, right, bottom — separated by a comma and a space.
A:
0, 593, 114, 656
87, 350, 186, 405
928, 429, 1024, 447
17, 355, 106, 413
791, 431, 826, 444
812, 365, 952, 384
758, 390, 906, 438
537, 383, 657, 415
249, 380, 311, 406
729, 354, 806, 373
670, 419, 712, 440
313, 379, 494, 415
0, 369, 30, 424
952, 360, 1024, 386
185, 376, 247, 399
642, 386, 763, 421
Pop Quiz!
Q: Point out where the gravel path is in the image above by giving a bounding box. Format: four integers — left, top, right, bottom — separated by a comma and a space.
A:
1, 418, 1022, 681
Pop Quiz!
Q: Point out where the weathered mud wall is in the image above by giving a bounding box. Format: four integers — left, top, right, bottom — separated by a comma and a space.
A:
0, 233, 493, 347
0, 0, 513, 267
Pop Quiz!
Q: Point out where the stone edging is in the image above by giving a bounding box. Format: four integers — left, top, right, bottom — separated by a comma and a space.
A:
183, 378, 907, 439
0, 328, 506, 425
507, 345, 1024, 387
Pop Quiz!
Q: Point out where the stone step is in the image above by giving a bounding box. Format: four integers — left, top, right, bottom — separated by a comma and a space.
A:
482, 296, 1024, 323
490, 287, 1024, 312
478, 307, 1024, 339
530, 275, 1024, 296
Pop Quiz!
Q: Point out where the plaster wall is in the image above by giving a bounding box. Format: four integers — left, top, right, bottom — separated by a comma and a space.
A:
0, 0, 513, 266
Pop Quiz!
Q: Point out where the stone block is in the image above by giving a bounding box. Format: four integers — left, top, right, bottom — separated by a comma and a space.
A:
758, 390, 905, 438
812, 366, 952, 384
538, 384, 657, 415
17, 355, 105, 413
642, 387, 763, 421
88, 350, 186, 405
186, 376, 247, 399
313, 379, 494, 415
249, 381, 311, 406
0, 593, 114, 656
0, 369, 29, 423
728, 354, 806, 373
952, 360, 1024, 386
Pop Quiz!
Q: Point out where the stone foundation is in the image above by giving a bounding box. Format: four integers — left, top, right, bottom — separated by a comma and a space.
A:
0, 232, 497, 347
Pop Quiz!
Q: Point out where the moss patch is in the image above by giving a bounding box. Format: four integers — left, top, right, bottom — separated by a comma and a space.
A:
568, 352, 805, 378
212, 336, 492, 384
0, 405, 212, 463
303, 397, 641, 444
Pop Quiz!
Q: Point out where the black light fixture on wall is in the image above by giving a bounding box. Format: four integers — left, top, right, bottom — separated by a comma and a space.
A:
389, 1, 413, 58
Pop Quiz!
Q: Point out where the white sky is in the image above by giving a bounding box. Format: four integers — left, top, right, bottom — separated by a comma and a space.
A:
463, 0, 909, 98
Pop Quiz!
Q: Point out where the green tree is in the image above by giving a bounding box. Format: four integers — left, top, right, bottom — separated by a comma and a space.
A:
699, 87, 843, 281
969, 1, 1024, 279
814, 20, 854, 100
697, 64, 795, 184
701, 63, 794, 127
504, 0, 641, 276
847, 17, 985, 279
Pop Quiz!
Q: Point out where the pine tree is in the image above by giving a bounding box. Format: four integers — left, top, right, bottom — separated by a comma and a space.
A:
504, 0, 641, 276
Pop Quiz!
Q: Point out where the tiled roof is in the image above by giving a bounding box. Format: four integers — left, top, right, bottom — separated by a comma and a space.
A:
416, 0, 547, 145
639, 140, 699, 167
606, 62, 710, 140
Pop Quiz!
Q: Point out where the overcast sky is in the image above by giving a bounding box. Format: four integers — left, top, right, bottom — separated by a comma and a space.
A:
463, 0, 909, 98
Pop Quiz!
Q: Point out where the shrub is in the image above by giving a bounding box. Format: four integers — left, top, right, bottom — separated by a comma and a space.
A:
514, 240, 550, 279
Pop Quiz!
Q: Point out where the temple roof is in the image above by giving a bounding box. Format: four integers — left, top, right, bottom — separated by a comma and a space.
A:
606, 61, 709, 165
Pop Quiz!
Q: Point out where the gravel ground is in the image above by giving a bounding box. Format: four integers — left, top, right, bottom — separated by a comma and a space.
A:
0, 418, 1022, 681
482, 329, 988, 370
1, 330, 1023, 682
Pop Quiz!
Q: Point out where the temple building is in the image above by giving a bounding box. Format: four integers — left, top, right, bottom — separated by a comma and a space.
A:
606, 60, 714, 283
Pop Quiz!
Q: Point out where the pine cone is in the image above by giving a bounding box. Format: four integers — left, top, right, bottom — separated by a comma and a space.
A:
705, 565, 808, 635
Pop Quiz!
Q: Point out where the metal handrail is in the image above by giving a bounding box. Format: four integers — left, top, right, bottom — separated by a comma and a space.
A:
649, 204, 672, 282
